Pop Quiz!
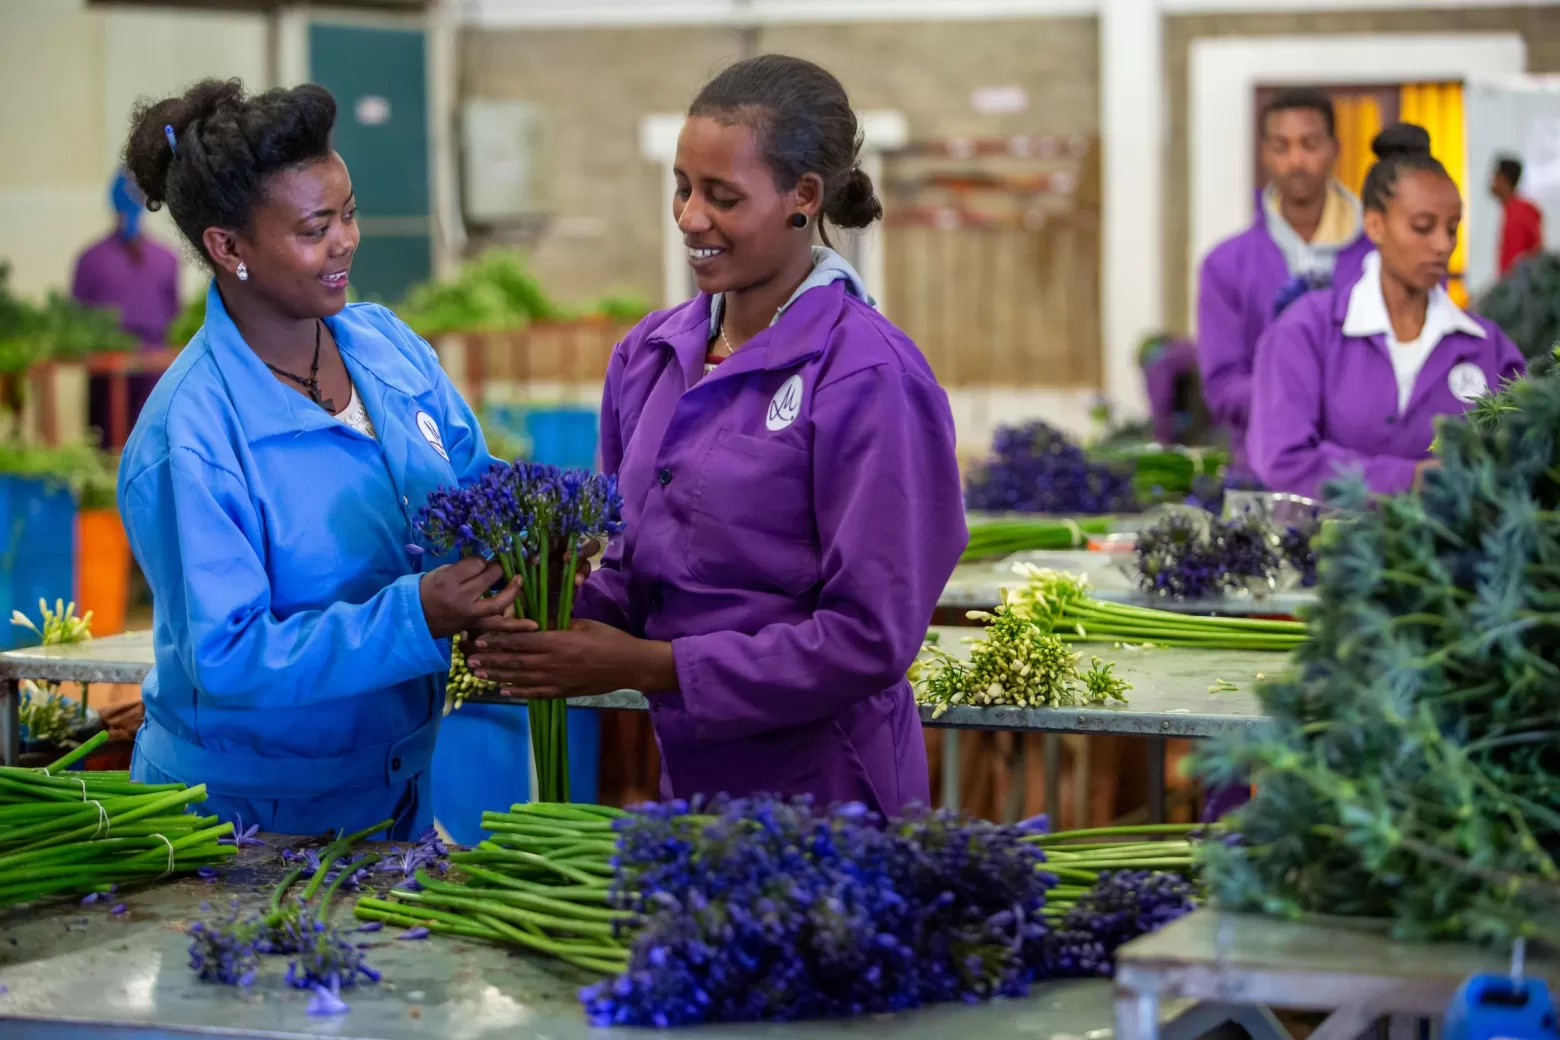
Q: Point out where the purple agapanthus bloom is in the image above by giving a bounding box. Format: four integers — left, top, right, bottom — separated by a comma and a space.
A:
218, 814, 266, 849
307, 978, 350, 1016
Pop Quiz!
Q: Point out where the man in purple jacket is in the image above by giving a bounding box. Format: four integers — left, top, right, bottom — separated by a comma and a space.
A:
1196, 88, 1372, 475
71, 169, 181, 445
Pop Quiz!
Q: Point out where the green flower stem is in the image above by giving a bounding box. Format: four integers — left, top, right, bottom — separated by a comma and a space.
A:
455, 863, 612, 903
354, 900, 504, 942
1029, 824, 1201, 844
470, 910, 629, 973
416, 869, 622, 921
452, 848, 610, 886
393, 888, 628, 936
506, 801, 629, 821
1047, 866, 1104, 884
271, 865, 306, 916
481, 813, 616, 836
42, 731, 110, 773
320, 853, 381, 917
298, 817, 395, 901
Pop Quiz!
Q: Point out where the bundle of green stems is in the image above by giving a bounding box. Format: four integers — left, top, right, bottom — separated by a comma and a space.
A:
1006, 565, 1306, 651
0, 732, 236, 907
354, 802, 631, 974
1027, 823, 1202, 916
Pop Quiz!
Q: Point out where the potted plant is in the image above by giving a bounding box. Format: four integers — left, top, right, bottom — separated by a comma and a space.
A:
0, 261, 135, 647
12, 600, 102, 768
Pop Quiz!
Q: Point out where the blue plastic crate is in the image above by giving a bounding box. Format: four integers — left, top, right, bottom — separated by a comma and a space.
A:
525, 407, 600, 470
0, 476, 77, 651
431, 704, 601, 845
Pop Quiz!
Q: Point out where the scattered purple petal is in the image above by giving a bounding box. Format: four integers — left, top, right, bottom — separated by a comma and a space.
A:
110, 904, 127, 915
356, 922, 383, 933
396, 927, 430, 941
80, 892, 100, 905
307, 980, 351, 1016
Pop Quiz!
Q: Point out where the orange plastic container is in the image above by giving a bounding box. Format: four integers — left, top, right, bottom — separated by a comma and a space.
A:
76, 508, 130, 637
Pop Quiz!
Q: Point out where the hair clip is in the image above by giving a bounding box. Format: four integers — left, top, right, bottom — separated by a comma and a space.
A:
164, 124, 178, 155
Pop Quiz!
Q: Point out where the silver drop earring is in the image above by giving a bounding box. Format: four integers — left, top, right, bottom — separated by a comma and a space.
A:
236, 262, 249, 282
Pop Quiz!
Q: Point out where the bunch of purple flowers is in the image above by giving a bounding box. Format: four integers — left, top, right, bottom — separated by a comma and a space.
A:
415, 461, 625, 802
580, 796, 1060, 1028
1134, 512, 1283, 601
1046, 870, 1196, 976
964, 421, 1137, 515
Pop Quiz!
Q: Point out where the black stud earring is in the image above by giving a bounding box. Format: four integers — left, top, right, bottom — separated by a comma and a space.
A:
790, 212, 809, 229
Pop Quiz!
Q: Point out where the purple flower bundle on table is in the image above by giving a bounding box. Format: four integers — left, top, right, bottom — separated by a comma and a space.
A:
1133, 511, 1285, 600
415, 461, 625, 803
583, 796, 1060, 1027
964, 421, 1137, 516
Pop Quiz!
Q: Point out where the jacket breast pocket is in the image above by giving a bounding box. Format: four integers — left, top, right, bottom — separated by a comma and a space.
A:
684, 431, 820, 596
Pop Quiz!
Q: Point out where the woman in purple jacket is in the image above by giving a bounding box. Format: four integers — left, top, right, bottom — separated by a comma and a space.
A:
464, 56, 967, 814
1249, 123, 1525, 499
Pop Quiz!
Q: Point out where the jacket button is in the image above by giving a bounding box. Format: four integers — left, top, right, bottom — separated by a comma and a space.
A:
391, 756, 402, 772
658, 469, 673, 486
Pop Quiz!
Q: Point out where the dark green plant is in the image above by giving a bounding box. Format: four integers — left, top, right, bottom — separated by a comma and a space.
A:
0, 262, 137, 374
1474, 253, 1560, 361
1194, 346, 1560, 944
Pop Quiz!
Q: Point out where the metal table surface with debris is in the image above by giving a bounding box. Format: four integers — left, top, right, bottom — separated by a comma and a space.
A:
1112, 909, 1559, 1040
0, 840, 1132, 1040
940, 554, 1318, 617
0, 631, 1279, 822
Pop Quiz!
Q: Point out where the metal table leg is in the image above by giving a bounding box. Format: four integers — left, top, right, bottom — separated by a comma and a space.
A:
1116, 985, 1161, 1040
1043, 733, 1061, 824
940, 728, 960, 812
1147, 737, 1167, 825
3, 678, 20, 766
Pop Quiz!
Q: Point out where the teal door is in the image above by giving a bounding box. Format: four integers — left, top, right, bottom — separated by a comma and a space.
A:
308, 23, 431, 304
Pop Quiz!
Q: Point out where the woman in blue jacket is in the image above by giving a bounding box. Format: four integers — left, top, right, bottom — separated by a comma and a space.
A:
118, 80, 517, 839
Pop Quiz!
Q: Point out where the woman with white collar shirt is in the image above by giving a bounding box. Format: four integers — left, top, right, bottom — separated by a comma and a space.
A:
1248, 123, 1524, 499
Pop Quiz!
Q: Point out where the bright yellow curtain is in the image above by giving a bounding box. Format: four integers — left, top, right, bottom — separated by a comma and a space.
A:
1402, 82, 1468, 306
1333, 94, 1382, 198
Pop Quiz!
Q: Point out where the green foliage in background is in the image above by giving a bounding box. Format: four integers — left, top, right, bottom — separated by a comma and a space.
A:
0, 262, 136, 375
0, 439, 118, 510
396, 250, 650, 335
168, 294, 206, 348
1195, 347, 1560, 944
1473, 252, 1560, 361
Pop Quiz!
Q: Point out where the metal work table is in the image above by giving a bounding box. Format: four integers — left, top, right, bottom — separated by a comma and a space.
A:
0, 630, 1279, 820
0, 840, 1134, 1040
1114, 909, 1558, 1040
940, 553, 1317, 617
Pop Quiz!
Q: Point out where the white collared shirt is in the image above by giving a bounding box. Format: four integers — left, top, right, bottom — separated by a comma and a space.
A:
1343, 251, 1486, 414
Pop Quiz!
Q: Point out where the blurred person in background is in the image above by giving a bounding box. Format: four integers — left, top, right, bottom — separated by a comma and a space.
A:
1249, 124, 1524, 499
461, 55, 967, 815
1197, 88, 1372, 479
72, 170, 181, 446
1490, 154, 1544, 276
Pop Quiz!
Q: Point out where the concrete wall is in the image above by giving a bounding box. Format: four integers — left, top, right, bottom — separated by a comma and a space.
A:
0, 0, 270, 300
1162, 4, 1560, 333
459, 17, 1100, 308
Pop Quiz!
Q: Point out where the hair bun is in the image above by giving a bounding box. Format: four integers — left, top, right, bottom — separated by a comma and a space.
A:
826, 164, 884, 231
123, 79, 245, 209
1371, 122, 1432, 161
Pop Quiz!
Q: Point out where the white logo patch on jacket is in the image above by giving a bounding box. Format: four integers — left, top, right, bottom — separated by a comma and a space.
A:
416, 411, 449, 460
767, 374, 804, 432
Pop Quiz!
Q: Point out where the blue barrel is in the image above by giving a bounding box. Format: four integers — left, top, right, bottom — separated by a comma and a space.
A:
432, 406, 603, 838
0, 476, 77, 651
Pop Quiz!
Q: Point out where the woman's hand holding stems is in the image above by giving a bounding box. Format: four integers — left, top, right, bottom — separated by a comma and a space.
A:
420, 540, 676, 700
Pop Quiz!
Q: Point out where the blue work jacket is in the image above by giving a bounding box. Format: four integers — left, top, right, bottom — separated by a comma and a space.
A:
120, 283, 491, 830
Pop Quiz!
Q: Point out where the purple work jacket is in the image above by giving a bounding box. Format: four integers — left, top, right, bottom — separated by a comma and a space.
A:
571, 281, 967, 814
1248, 269, 1525, 500
1196, 224, 1372, 473
71, 233, 181, 347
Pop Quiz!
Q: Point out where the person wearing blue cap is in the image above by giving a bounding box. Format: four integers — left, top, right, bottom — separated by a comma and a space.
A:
71, 169, 182, 442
